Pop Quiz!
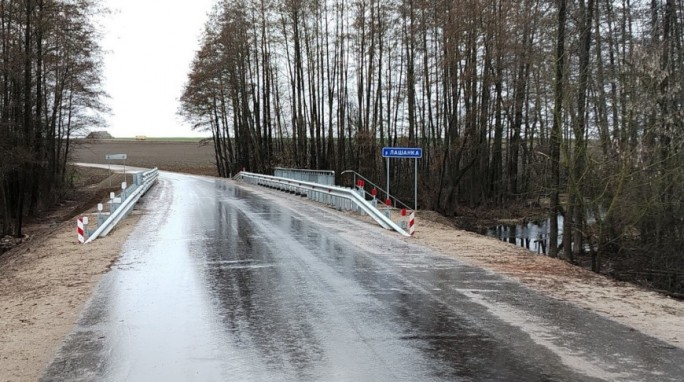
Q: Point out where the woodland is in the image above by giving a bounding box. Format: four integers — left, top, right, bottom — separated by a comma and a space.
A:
181, 0, 684, 292
0, 0, 105, 237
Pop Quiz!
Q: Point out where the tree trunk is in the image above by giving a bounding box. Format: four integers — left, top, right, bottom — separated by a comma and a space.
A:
549, 0, 567, 258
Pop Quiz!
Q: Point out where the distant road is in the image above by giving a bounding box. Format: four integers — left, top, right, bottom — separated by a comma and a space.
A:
42, 172, 684, 381
72, 139, 216, 176
73, 162, 148, 173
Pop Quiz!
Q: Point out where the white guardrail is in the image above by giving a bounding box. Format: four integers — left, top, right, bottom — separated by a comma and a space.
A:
84, 168, 159, 243
273, 167, 335, 186
237, 171, 411, 237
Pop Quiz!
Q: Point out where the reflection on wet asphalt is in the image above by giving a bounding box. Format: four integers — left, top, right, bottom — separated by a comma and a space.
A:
41, 173, 684, 381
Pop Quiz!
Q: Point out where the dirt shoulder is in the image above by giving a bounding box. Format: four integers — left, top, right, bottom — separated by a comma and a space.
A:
0, 168, 142, 381
0, 216, 139, 382
411, 210, 684, 350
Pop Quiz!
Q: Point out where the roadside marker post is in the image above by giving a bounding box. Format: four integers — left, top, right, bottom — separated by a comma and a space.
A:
356, 180, 366, 198
109, 192, 116, 213
97, 203, 104, 227
356, 180, 366, 215
409, 212, 416, 236
77, 217, 85, 244
83, 216, 90, 239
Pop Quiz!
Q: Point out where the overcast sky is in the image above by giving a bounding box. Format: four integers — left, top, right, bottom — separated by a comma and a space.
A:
100, 0, 215, 138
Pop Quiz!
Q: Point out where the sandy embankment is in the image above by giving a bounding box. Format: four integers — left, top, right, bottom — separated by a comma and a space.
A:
411, 211, 684, 350
0, 169, 141, 382
0, 217, 139, 382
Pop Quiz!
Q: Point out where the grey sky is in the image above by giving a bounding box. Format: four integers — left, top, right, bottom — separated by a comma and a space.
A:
100, 0, 215, 138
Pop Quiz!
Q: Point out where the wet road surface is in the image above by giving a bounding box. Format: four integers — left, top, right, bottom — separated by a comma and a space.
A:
42, 172, 684, 381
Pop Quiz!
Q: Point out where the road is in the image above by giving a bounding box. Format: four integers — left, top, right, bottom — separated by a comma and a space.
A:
42, 172, 684, 381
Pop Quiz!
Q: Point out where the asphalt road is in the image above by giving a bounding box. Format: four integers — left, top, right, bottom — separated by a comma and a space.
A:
41, 172, 684, 381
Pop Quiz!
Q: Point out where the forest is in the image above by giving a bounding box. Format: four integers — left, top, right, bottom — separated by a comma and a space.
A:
0, 0, 104, 238
181, 0, 684, 292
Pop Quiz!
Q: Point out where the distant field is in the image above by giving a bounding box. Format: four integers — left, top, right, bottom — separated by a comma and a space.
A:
72, 139, 218, 176
112, 137, 210, 143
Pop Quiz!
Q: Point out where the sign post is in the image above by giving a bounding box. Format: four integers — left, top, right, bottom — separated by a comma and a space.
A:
381, 147, 422, 211
105, 154, 128, 187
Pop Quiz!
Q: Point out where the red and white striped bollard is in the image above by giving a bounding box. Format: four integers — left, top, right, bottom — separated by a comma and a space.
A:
77, 217, 85, 244
409, 212, 416, 236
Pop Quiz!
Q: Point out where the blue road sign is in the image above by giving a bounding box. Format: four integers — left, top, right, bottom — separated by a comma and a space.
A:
382, 147, 423, 158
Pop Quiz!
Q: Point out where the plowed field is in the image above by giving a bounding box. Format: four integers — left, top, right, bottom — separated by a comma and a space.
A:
72, 139, 217, 176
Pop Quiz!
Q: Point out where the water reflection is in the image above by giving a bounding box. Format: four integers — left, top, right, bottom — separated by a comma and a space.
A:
485, 207, 608, 254
199, 181, 582, 380
197, 183, 326, 379
41, 175, 683, 382
487, 216, 565, 254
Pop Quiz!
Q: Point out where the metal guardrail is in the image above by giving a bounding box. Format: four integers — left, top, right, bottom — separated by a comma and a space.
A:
237, 171, 410, 237
84, 168, 159, 243
340, 170, 413, 212
274, 167, 335, 186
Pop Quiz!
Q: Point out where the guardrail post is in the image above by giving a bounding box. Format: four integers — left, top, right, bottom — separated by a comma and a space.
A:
82, 216, 90, 240
97, 203, 105, 227
110, 194, 121, 212
355, 183, 366, 215
400, 209, 408, 229
108, 192, 115, 213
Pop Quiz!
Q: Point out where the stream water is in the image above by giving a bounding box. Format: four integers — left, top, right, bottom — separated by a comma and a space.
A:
482, 213, 684, 295
485, 215, 565, 254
